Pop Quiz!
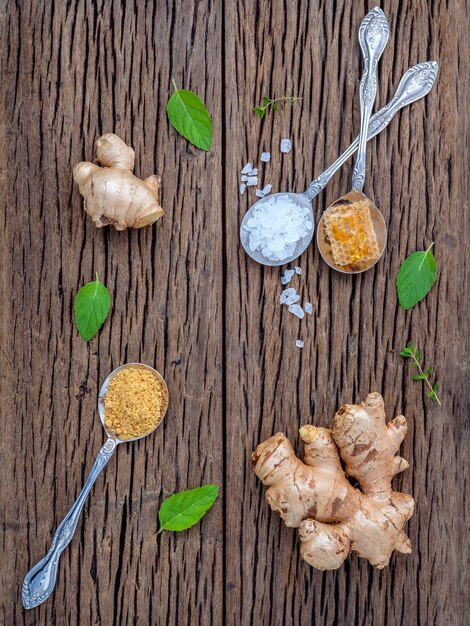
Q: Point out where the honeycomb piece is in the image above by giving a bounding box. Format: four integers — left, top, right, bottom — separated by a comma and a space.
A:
324, 200, 380, 267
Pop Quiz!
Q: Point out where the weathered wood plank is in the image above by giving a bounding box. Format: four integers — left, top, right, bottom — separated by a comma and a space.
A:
0, 1, 223, 625
1, 0, 469, 625
224, 1, 469, 625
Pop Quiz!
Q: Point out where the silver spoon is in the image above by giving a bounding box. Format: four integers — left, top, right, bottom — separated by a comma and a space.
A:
241, 8, 391, 268
240, 61, 436, 267
317, 7, 389, 273
22, 363, 169, 609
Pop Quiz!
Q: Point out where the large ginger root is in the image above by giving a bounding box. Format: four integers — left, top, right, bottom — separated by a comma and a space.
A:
73, 133, 164, 230
252, 393, 414, 570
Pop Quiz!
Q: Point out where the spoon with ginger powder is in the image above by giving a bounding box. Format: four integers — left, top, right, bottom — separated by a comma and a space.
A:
317, 7, 390, 273
22, 363, 169, 609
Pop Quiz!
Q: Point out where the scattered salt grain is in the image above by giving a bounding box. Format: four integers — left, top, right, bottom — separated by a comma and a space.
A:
288, 304, 304, 319
242, 195, 313, 262
255, 189, 265, 198
240, 183, 246, 195
280, 138, 292, 154
246, 176, 258, 186
280, 287, 294, 304
241, 162, 252, 174
295, 266, 302, 275
304, 302, 313, 314
241, 175, 248, 182
249, 168, 258, 176
296, 340, 304, 348
280, 287, 300, 305
262, 184, 272, 195
260, 152, 271, 162
281, 269, 295, 285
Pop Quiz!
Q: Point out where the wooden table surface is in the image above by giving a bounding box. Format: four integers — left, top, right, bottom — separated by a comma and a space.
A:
1, 1, 468, 625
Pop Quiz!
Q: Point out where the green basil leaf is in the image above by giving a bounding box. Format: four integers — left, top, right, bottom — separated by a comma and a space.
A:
74, 273, 110, 342
166, 80, 212, 151
397, 244, 437, 310
158, 484, 219, 532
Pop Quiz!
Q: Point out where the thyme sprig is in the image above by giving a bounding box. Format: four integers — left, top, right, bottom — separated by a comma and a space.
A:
400, 342, 441, 405
253, 95, 302, 118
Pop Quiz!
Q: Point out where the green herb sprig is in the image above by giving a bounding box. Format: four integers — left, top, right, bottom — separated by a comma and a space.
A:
157, 484, 219, 533
400, 342, 441, 405
252, 95, 302, 119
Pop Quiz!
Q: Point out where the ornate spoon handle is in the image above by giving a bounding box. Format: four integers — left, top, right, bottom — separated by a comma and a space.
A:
22, 438, 117, 609
305, 61, 438, 201
351, 7, 389, 191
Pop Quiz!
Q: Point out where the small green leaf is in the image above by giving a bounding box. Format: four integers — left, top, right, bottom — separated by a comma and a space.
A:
428, 382, 439, 401
262, 96, 270, 106
413, 373, 426, 381
166, 80, 212, 151
252, 107, 266, 118
397, 243, 437, 310
272, 102, 278, 111
74, 273, 110, 342
158, 485, 219, 532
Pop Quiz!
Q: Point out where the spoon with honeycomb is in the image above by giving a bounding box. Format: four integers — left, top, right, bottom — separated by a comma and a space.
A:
317, 7, 390, 273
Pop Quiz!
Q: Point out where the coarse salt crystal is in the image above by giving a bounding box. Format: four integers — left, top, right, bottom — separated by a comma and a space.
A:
246, 176, 258, 186
241, 162, 252, 174
280, 138, 292, 153
295, 266, 302, 275
241, 175, 248, 182
304, 302, 313, 314
281, 269, 295, 285
288, 304, 304, 319
242, 195, 313, 262
260, 152, 271, 162
262, 184, 272, 195
280, 287, 295, 303
280, 287, 300, 305
240, 183, 246, 195
255, 189, 265, 198
296, 340, 304, 348
248, 168, 258, 176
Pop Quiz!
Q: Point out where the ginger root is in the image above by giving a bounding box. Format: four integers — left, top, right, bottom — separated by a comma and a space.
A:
73, 133, 164, 230
252, 393, 414, 570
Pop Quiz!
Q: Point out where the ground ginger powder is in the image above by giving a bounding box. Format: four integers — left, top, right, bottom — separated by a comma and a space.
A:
103, 366, 167, 440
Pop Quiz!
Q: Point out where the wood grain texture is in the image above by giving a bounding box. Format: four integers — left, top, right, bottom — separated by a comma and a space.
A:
0, 1, 223, 625
224, 1, 469, 626
0, 0, 468, 625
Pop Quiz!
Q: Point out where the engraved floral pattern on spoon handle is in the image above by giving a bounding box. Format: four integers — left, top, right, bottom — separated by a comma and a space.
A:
351, 7, 390, 192
305, 62, 438, 201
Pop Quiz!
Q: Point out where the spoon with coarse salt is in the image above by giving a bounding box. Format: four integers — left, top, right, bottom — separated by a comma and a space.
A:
317, 8, 390, 273
240, 60, 437, 267
241, 8, 391, 268
22, 363, 169, 609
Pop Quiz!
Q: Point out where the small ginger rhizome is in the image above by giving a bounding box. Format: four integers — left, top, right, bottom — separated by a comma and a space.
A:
253, 393, 414, 570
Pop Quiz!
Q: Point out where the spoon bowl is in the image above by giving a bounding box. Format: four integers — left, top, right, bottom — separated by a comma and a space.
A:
316, 190, 387, 273
240, 192, 314, 266
98, 362, 169, 442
